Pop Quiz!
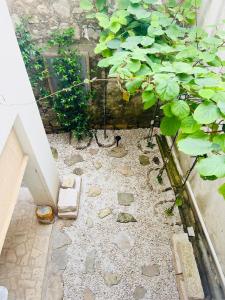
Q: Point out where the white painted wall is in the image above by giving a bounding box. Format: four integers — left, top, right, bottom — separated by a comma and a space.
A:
0, 0, 60, 207
175, 1, 225, 275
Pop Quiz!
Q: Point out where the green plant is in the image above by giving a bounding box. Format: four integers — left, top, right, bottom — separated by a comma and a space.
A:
16, 19, 49, 98
16, 23, 91, 140
81, 0, 225, 198
47, 28, 91, 140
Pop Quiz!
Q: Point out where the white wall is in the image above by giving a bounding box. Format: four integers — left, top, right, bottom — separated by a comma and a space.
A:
175, 0, 225, 274
0, 0, 60, 207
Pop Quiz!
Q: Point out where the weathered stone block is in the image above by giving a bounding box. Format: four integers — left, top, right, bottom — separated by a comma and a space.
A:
58, 210, 78, 220
61, 174, 76, 188
58, 188, 78, 213
172, 233, 204, 300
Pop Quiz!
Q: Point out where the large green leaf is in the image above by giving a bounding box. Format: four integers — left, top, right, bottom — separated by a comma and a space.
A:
160, 116, 181, 136
80, 0, 93, 10
196, 155, 225, 178
195, 77, 220, 87
198, 89, 215, 100
155, 78, 180, 101
181, 116, 200, 133
125, 78, 142, 94
171, 100, 190, 119
121, 36, 142, 50
218, 183, 225, 199
217, 99, 225, 115
142, 91, 157, 110
96, 0, 106, 10
213, 134, 225, 152
193, 102, 221, 124
127, 59, 141, 73
107, 39, 121, 49
110, 22, 121, 33
116, 0, 130, 9
178, 134, 212, 156
161, 103, 173, 117
173, 62, 193, 74
96, 13, 110, 29
127, 4, 151, 19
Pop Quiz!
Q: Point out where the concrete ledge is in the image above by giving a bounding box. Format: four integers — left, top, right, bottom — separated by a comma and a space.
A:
172, 233, 205, 300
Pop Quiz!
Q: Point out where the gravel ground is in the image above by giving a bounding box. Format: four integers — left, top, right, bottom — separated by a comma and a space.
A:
48, 129, 183, 300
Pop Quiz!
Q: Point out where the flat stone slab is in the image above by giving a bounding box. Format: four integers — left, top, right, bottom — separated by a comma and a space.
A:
58, 188, 79, 213
73, 167, 84, 176
94, 161, 102, 170
117, 213, 137, 223
133, 286, 147, 300
51, 147, 58, 160
103, 272, 121, 287
64, 154, 84, 166
118, 193, 134, 206
172, 233, 204, 300
89, 148, 99, 155
61, 174, 76, 188
108, 146, 128, 158
84, 288, 95, 300
139, 155, 150, 166
86, 217, 94, 228
88, 186, 102, 197
113, 231, 134, 251
98, 208, 112, 219
85, 250, 97, 274
142, 264, 160, 277
117, 165, 133, 176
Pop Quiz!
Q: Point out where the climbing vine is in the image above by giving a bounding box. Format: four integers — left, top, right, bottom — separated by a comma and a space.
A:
16, 23, 91, 140
80, 0, 225, 199
47, 28, 91, 140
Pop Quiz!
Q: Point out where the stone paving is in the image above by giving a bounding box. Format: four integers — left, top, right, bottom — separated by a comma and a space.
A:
48, 129, 183, 300
0, 188, 53, 300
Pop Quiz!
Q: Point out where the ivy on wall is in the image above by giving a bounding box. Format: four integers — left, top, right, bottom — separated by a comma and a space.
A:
81, 0, 225, 198
16, 22, 91, 140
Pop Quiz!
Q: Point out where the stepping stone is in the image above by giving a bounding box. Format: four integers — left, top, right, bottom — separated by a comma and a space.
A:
139, 155, 150, 166
133, 286, 147, 300
64, 154, 84, 166
94, 161, 102, 170
113, 231, 134, 251
85, 250, 97, 274
152, 156, 160, 165
61, 174, 76, 188
117, 213, 137, 223
103, 272, 121, 287
58, 188, 79, 213
141, 264, 160, 277
117, 165, 133, 176
51, 147, 58, 159
36, 206, 54, 224
118, 193, 134, 206
86, 217, 94, 228
84, 288, 95, 300
89, 148, 99, 155
108, 146, 128, 158
73, 167, 84, 176
98, 208, 112, 219
88, 186, 102, 197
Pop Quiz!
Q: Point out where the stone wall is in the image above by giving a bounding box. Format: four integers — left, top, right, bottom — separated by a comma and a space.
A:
7, 0, 154, 132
